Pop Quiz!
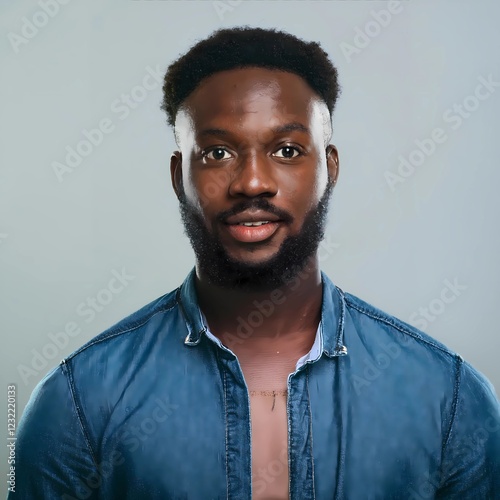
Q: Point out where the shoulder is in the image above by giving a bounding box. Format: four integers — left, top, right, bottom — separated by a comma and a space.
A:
53, 286, 184, 410
25, 286, 183, 407
332, 284, 464, 400
65, 286, 180, 363
336, 283, 498, 408
342, 289, 457, 357
338, 289, 463, 363
334, 283, 499, 445
24, 286, 187, 452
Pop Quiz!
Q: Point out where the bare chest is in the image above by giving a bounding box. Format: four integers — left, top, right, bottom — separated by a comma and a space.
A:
238, 356, 297, 500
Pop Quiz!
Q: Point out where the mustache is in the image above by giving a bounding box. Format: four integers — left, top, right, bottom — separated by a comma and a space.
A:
216, 198, 294, 225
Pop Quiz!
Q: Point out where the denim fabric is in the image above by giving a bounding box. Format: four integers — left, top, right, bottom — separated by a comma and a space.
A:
9, 268, 500, 499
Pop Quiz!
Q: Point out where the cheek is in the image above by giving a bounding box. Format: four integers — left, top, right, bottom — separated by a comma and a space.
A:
182, 173, 210, 212
278, 165, 326, 210
188, 169, 231, 210
316, 160, 329, 187
306, 160, 330, 207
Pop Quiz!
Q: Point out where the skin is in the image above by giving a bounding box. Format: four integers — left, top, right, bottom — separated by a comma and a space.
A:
170, 67, 339, 358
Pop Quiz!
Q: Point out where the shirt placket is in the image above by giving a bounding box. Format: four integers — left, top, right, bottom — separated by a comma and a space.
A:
287, 364, 316, 500
218, 347, 253, 499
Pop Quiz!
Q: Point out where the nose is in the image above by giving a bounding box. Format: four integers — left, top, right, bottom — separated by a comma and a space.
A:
228, 151, 278, 199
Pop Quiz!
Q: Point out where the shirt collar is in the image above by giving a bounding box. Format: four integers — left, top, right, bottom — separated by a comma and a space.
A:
201, 312, 322, 371
179, 267, 348, 359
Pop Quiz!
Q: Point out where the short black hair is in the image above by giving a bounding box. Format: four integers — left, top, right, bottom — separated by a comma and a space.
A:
161, 26, 340, 127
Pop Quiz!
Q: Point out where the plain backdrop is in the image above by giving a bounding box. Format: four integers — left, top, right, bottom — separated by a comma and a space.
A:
1, 0, 499, 486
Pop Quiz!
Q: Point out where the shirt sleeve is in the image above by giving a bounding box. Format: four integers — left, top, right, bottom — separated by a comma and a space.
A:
7, 363, 99, 500
436, 357, 500, 498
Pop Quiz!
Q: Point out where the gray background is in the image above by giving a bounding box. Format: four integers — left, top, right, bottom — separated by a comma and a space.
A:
1, 0, 499, 487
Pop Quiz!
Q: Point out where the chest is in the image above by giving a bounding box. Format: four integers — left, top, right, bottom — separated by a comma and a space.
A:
96, 353, 443, 500
238, 356, 298, 500
249, 390, 289, 499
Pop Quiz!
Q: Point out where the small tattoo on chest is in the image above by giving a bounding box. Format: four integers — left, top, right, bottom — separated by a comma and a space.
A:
249, 389, 288, 411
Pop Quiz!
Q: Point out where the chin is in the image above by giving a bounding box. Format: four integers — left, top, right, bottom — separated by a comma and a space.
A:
226, 247, 281, 266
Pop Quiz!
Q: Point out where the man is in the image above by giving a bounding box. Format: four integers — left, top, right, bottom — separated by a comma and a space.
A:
11, 27, 500, 499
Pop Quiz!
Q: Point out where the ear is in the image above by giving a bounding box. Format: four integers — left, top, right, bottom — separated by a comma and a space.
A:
326, 145, 339, 185
170, 151, 183, 199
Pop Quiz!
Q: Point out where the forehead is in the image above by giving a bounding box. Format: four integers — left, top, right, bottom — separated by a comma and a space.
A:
177, 67, 329, 136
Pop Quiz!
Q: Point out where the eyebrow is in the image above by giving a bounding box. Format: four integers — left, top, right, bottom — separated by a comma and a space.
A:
272, 122, 310, 135
198, 128, 229, 138
197, 122, 310, 138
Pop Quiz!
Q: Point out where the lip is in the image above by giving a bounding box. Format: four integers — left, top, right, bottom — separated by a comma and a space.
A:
223, 209, 285, 243
224, 210, 281, 225
225, 221, 281, 243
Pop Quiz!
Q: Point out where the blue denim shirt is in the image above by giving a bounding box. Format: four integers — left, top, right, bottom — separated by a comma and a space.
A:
9, 269, 500, 499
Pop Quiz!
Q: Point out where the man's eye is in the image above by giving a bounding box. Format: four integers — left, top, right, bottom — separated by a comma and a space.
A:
204, 148, 232, 161
273, 146, 300, 159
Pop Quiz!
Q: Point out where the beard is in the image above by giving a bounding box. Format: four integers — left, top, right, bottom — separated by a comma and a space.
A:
178, 179, 334, 292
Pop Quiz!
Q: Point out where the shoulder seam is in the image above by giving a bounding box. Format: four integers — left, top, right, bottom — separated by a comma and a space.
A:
60, 361, 99, 469
442, 355, 463, 455
344, 295, 456, 358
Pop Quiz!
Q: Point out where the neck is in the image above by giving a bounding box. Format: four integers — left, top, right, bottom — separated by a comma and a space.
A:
195, 256, 323, 355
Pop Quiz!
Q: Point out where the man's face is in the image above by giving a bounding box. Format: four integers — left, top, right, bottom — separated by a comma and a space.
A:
171, 67, 339, 291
